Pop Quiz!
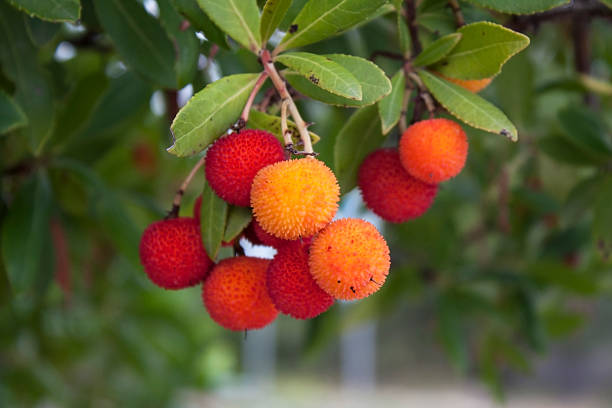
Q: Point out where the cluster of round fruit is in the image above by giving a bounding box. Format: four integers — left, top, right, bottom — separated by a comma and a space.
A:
358, 118, 468, 223
139, 129, 390, 331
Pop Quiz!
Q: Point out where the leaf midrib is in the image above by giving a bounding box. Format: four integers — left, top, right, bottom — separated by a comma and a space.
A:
227, 0, 259, 50
447, 39, 527, 60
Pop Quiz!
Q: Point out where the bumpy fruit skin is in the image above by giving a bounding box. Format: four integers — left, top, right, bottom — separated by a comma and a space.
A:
205, 129, 285, 206
203, 256, 278, 331
251, 159, 340, 240
358, 149, 438, 223
443, 75, 492, 93
309, 218, 390, 300
139, 218, 213, 289
399, 118, 468, 184
253, 218, 288, 248
267, 241, 333, 319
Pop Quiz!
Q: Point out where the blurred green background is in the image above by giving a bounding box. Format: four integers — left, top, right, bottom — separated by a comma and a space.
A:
1, 0, 612, 406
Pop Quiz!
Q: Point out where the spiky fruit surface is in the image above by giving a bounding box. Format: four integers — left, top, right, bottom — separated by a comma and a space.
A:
444, 75, 492, 93
358, 149, 438, 223
205, 129, 285, 206
251, 158, 340, 240
253, 218, 288, 248
399, 118, 468, 184
309, 218, 390, 300
267, 241, 333, 319
139, 218, 212, 289
203, 256, 278, 331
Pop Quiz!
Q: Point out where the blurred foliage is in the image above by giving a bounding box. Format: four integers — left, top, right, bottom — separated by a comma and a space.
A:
1, 0, 612, 406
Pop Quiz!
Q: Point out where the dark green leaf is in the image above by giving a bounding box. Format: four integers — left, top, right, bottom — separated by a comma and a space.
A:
200, 181, 228, 260
171, 0, 228, 48
538, 135, 602, 166
276, 52, 362, 100
1, 173, 53, 298
275, 0, 387, 53
169, 73, 261, 157
334, 104, 385, 194
594, 175, 612, 260
419, 70, 518, 141
397, 14, 410, 55
543, 308, 585, 338
0, 3, 55, 153
260, 0, 292, 46
437, 294, 469, 372
528, 261, 598, 295
377, 70, 405, 134
97, 191, 142, 266
0, 90, 28, 135
24, 15, 60, 46
196, 0, 261, 53
7, 0, 80, 22
433, 22, 530, 80
158, 0, 199, 88
223, 206, 252, 242
413, 33, 462, 67
463, 0, 570, 15
94, 0, 177, 88
557, 105, 612, 161
247, 109, 320, 145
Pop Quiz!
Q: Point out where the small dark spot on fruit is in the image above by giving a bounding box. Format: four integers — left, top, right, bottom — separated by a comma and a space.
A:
337, 280, 341, 283
289, 24, 298, 34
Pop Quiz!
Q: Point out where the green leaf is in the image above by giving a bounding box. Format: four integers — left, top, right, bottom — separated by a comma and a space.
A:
169, 73, 260, 157
1, 173, 53, 298
276, 52, 362, 100
528, 261, 598, 295
419, 70, 518, 141
200, 181, 228, 260
377, 70, 405, 135
223, 206, 252, 242
93, 0, 177, 88
7, 0, 80, 22
97, 191, 142, 266
594, 175, 612, 260
557, 105, 612, 161
543, 308, 585, 338
275, 0, 387, 53
171, 0, 228, 48
579, 74, 612, 96
0, 3, 55, 153
247, 109, 320, 146
24, 15, 61, 46
463, 0, 570, 15
0, 91, 28, 135
397, 14, 410, 55
413, 33, 462, 67
437, 294, 469, 372
158, 0, 199, 88
260, 0, 292, 46
433, 22, 530, 80
334, 104, 385, 194
538, 135, 603, 167
602, 0, 612, 9
196, 0, 261, 53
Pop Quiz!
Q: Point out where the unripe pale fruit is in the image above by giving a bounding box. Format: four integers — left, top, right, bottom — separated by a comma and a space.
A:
358, 149, 438, 222
267, 241, 333, 319
139, 217, 212, 289
399, 118, 468, 184
203, 256, 278, 331
205, 129, 285, 206
309, 218, 390, 300
250, 158, 340, 240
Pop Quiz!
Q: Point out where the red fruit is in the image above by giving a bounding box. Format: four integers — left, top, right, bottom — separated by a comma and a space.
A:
205, 129, 285, 206
242, 222, 263, 246
203, 256, 278, 331
139, 218, 213, 289
267, 241, 333, 319
358, 149, 438, 222
253, 218, 288, 248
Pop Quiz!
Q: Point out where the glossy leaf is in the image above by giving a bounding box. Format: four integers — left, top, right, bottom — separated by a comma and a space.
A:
463, 0, 570, 15
200, 181, 228, 260
158, 0, 199, 88
196, 0, 261, 53
377, 70, 405, 135
247, 109, 320, 146
1, 173, 53, 298
169, 73, 260, 157
413, 33, 462, 67
276, 52, 362, 100
275, 0, 387, 53
334, 104, 385, 194
419, 70, 518, 141
7, 0, 80, 22
94, 0, 176, 88
433, 22, 530, 80
172, 0, 228, 48
0, 91, 27, 135
260, 0, 292, 45
223, 206, 252, 242
0, 3, 54, 153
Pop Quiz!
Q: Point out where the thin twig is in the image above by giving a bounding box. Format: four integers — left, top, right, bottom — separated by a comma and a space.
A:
167, 155, 207, 219
407, 71, 436, 121
571, 11, 595, 106
405, 0, 422, 56
448, 0, 465, 27
369, 50, 405, 62
234, 72, 269, 131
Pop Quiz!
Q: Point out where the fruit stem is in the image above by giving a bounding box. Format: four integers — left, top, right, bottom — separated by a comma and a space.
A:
234, 71, 269, 131
167, 154, 207, 219
261, 49, 314, 155
407, 71, 436, 120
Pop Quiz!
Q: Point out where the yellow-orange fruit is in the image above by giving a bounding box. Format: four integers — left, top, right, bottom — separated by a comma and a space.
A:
250, 158, 339, 240
203, 256, 278, 331
440, 74, 492, 93
308, 218, 390, 300
399, 118, 468, 184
